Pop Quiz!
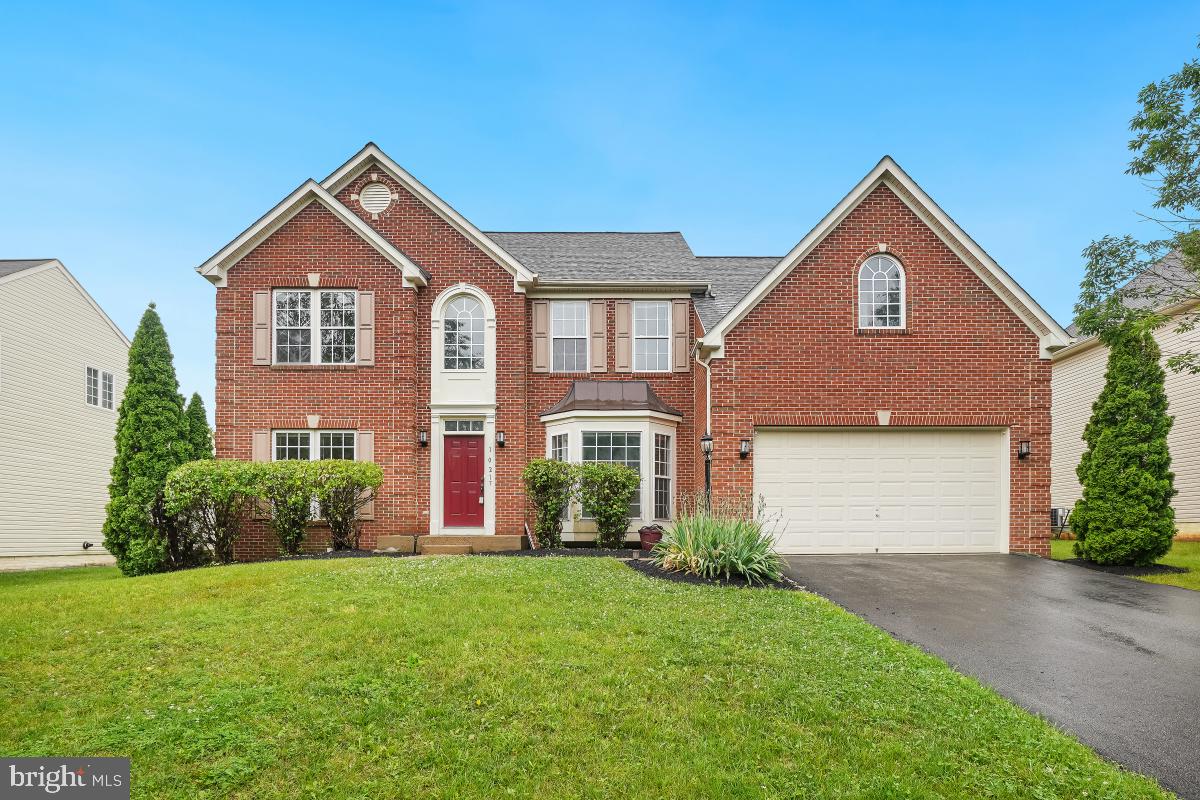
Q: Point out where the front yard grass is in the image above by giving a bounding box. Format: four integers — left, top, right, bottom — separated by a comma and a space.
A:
1050, 538, 1200, 590
0, 557, 1172, 799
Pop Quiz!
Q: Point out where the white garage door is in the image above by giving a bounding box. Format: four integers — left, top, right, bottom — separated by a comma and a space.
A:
754, 428, 1007, 554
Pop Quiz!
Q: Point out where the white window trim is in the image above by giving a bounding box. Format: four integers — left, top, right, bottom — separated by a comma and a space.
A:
86, 366, 115, 410
271, 429, 357, 461
549, 300, 590, 374
632, 300, 672, 373
272, 289, 359, 366
544, 414, 678, 541
653, 432, 673, 522
856, 255, 907, 330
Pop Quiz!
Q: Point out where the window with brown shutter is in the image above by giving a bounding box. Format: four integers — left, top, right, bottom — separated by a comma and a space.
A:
531, 300, 550, 373
672, 299, 690, 372
357, 430, 375, 520
589, 299, 607, 372
252, 291, 271, 365
614, 300, 632, 373
357, 291, 375, 366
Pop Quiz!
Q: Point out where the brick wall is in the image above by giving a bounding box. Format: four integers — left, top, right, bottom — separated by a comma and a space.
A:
214, 169, 1050, 560
706, 185, 1052, 556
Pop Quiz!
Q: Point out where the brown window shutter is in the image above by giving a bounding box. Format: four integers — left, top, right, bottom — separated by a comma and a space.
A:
357, 291, 375, 366
614, 300, 632, 373
531, 300, 550, 373
252, 290, 271, 365
251, 430, 271, 519
589, 299, 608, 373
356, 430, 375, 520
671, 299, 690, 372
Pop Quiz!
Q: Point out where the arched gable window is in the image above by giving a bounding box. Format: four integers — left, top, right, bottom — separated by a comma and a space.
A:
857, 255, 905, 329
443, 296, 485, 369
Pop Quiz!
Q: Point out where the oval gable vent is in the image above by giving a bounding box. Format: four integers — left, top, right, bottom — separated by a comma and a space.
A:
359, 182, 392, 214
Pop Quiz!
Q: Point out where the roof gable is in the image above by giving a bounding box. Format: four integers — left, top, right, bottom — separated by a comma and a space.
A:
322, 144, 537, 290
0, 259, 130, 346
698, 157, 1071, 358
195, 180, 429, 288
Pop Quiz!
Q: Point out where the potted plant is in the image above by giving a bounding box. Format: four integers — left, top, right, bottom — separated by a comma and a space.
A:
639, 523, 664, 552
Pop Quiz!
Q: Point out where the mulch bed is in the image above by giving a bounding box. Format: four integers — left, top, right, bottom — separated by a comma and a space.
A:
1061, 558, 1188, 577
624, 557, 800, 590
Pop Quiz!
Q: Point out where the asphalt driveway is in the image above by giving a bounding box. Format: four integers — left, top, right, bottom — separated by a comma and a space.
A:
783, 554, 1200, 799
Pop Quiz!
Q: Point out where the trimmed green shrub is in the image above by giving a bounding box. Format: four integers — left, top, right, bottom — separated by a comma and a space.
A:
183, 393, 214, 461
255, 460, 317, 555
103, 303, 193, 576
576, 462, 640, 549
652, 499, 782, 585
1073, 323, 1177, 566
164, 460, 255, 564
522, 459, 576, 548
313, 460, 384, 551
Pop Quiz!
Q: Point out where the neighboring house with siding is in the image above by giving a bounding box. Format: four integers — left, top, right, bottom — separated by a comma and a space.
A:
199, 144, 1069, 560
1051, 253, 1200, 537
0, 260, 129, 558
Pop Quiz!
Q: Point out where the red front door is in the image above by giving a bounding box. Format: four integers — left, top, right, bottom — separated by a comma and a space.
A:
444, 435, 485, 527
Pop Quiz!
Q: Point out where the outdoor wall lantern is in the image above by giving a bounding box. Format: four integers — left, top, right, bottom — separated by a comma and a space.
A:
700, 434, 714, 511
739, 439, 752, 458
418, 429, 428, 447
497, 431, 506, 447
1018, 440, 1032, 459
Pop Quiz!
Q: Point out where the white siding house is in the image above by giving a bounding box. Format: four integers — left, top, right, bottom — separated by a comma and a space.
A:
0, 260, 129, 557
1052, 312, 1200, 536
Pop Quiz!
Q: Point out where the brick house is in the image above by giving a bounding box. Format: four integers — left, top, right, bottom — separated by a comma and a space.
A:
198, 144, 1069, 559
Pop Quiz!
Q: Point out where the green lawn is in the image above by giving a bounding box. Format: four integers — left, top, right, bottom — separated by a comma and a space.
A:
0, 557, 1173, 799
1050, 539, 1200, 590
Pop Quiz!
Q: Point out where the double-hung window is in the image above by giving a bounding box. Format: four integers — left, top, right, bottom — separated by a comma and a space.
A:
550, 301, 588, 372
274, 290, 356, 365
274, 430, 357, 462
582, 431, 641, 518
550, 433, 569, 462
632, 301, 670, 372
86, 367, 114, 409
653, 433, 672, 520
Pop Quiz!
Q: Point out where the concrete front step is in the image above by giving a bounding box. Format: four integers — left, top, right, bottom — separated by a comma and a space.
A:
416, 535, 525, 555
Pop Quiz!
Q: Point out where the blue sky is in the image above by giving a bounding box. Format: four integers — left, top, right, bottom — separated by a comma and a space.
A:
2, 2, 1198, 415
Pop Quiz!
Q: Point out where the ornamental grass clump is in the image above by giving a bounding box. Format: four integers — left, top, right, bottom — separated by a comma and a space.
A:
652, 498, 782, 585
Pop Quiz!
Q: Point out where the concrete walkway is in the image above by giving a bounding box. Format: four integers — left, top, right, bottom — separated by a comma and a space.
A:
783, 554, 1200, 800
0, 554, 116, 572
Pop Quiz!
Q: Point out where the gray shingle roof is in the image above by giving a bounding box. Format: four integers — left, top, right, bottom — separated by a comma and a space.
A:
0, 259, 53, 278
483, 232, 778, 330
1066, 251, 1199, 336
692, 256, 780, 330
485, 232, 698, 282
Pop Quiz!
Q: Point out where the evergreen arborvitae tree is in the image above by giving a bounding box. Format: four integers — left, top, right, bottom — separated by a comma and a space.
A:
1072, 322, 1177, 566
103, 304, 191, 575
184, 393, 214, 461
